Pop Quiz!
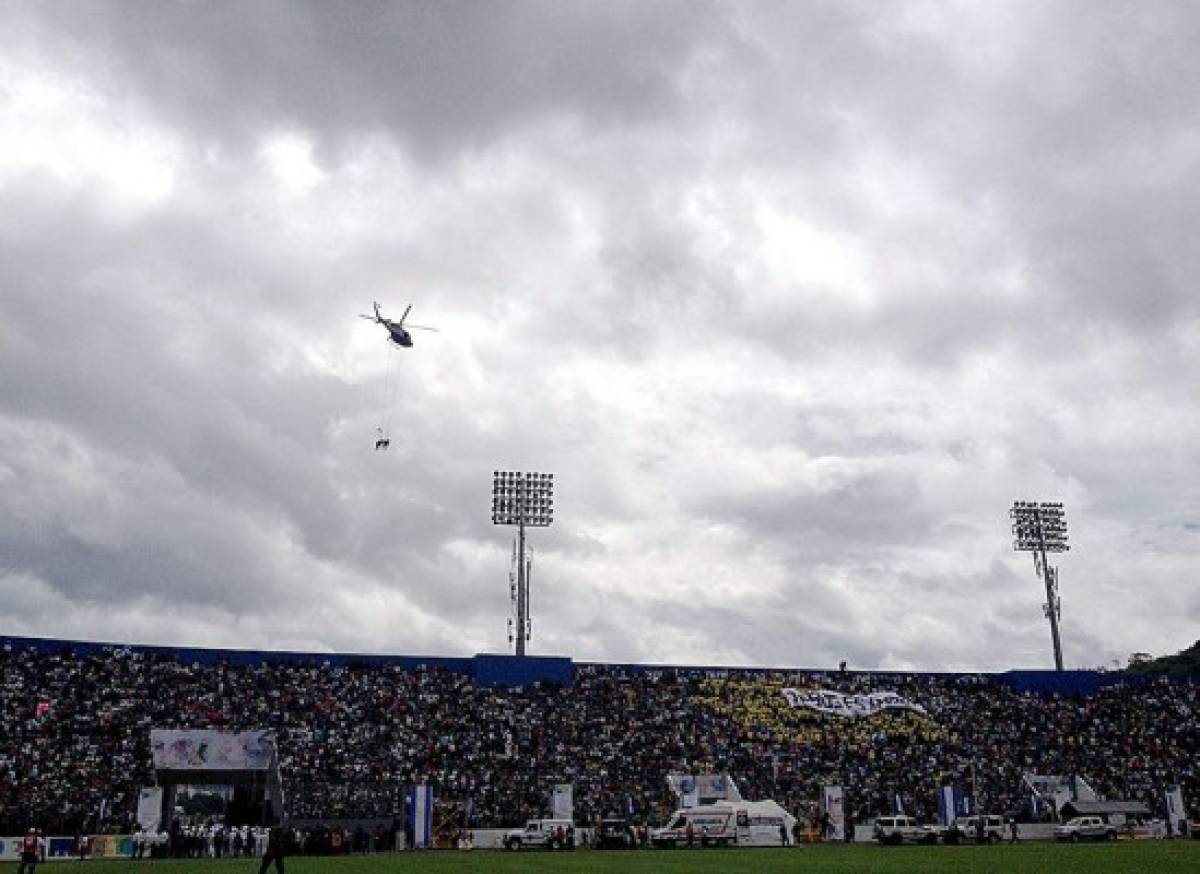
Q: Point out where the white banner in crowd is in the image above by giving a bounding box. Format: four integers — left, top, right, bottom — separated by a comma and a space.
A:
780, 689, 926, 717
667, 774, 698, 808
667, 774, 742, 809
552, 784, 573, 820
1166, 785, 1186, 831
137, 786, 163, 832
150, 730, 275, 770
822, 785, 846, 840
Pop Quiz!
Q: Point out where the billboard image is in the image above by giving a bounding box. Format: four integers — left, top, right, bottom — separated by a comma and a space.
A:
150, 730, 275, 771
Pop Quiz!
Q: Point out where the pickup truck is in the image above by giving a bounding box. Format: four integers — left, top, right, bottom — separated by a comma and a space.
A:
504, 818, 575, 850
1054, 816, 1117, 842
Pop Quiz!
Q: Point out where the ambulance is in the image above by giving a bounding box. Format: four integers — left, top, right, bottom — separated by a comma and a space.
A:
651, 799, 796, 848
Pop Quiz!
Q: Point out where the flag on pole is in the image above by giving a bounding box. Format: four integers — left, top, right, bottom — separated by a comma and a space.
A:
1166, 785, 1186, 832
937, 785, 960, 826
822, 786, 846, 840
408, 785, 432, 849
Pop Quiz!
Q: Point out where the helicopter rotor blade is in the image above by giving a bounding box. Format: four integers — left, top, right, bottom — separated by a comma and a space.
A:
405, 324, 438, 332
358, 314, 378, 321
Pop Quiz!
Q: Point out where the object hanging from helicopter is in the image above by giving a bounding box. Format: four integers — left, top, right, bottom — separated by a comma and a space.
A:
360, 302, 437, 451
359, 301, 438, 347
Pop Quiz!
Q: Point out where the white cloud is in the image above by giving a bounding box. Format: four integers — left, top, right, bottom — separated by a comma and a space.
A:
0, 58, 179, 216
258, 132, 326, 193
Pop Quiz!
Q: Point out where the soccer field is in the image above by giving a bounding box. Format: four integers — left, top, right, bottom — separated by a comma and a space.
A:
11, 843, 1200, 874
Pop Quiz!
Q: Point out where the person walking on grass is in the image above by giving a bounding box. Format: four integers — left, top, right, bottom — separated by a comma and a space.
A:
257, 824, 288, 874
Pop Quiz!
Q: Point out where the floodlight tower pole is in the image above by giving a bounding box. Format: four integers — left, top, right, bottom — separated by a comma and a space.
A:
1036, 509, 1065, 672
493, 471, 554, 658
515, 517, 528, 656
1010, 501, 1069, 671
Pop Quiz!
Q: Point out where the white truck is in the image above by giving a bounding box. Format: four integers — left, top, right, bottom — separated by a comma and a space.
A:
504, 818, 575, 850
873, 814, 939, 845
954, 814, 1007, 843
651, 800, 795, 848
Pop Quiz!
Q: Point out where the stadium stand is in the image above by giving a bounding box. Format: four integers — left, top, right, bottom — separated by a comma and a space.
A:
1, 634, 1196, 841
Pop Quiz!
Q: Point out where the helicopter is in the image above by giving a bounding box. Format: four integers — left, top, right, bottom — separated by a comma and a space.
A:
359, 302, 438, 347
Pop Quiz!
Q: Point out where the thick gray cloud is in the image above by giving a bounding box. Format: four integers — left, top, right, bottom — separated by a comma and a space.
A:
2, 1, 1198, 671
20, 0, 711, 161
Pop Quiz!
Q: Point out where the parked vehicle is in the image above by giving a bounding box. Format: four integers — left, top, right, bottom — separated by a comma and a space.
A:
873, 815, 939, 845
956, 814, 1006, 843
596, 818, 637, 849
651, 800, 794, 848
1054, 816, 1117, 842
504, 818, 575, 850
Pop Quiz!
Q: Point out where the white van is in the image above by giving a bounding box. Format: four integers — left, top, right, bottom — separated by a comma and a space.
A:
651, 800, 795, 848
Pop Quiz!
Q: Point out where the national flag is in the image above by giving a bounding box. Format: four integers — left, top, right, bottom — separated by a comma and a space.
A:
407, 784, 432, 849
937, 785, 959, 826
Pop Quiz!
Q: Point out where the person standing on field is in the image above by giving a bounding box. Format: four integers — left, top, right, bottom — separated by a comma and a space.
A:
17, 828, 44, 874
257, 824, 288, 874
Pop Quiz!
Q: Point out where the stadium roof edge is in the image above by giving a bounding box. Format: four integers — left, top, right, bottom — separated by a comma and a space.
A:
2, 634, 1178, 693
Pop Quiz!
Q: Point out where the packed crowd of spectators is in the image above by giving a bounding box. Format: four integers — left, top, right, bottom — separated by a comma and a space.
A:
1, 638, 1196, 836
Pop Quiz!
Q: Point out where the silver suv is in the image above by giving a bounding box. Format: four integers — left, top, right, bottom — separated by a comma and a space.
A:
1054, 816, 1117, 842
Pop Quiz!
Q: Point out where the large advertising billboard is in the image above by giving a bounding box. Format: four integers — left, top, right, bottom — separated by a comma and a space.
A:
150, 730, 275, 771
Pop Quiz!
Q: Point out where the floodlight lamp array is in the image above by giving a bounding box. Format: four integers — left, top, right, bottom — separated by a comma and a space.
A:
492, 470, 555, 527
1010, 500, 1069, 553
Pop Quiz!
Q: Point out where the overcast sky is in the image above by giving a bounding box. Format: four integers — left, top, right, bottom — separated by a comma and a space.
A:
2, 0, 1198, 672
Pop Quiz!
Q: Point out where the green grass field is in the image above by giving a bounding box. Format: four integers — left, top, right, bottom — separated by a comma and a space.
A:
9, 842, 1199, 874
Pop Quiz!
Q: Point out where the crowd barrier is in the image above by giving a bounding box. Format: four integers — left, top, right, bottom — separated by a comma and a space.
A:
2, 823, 1172, 859
0, 835, 138, 862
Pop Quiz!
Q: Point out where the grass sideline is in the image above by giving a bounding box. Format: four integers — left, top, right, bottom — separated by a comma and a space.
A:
10, 842, 1200, 874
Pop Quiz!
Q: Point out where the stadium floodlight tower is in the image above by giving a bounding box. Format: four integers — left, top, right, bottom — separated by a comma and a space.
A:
1010, 501, 1070, 671
492, 470, 554, 657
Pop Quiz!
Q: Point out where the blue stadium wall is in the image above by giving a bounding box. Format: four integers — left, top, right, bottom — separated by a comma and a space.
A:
0, 635, 571, 687
0, 634, 1152, 695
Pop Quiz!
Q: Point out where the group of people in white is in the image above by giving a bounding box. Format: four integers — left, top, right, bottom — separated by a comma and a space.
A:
134, 824, 273, 859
